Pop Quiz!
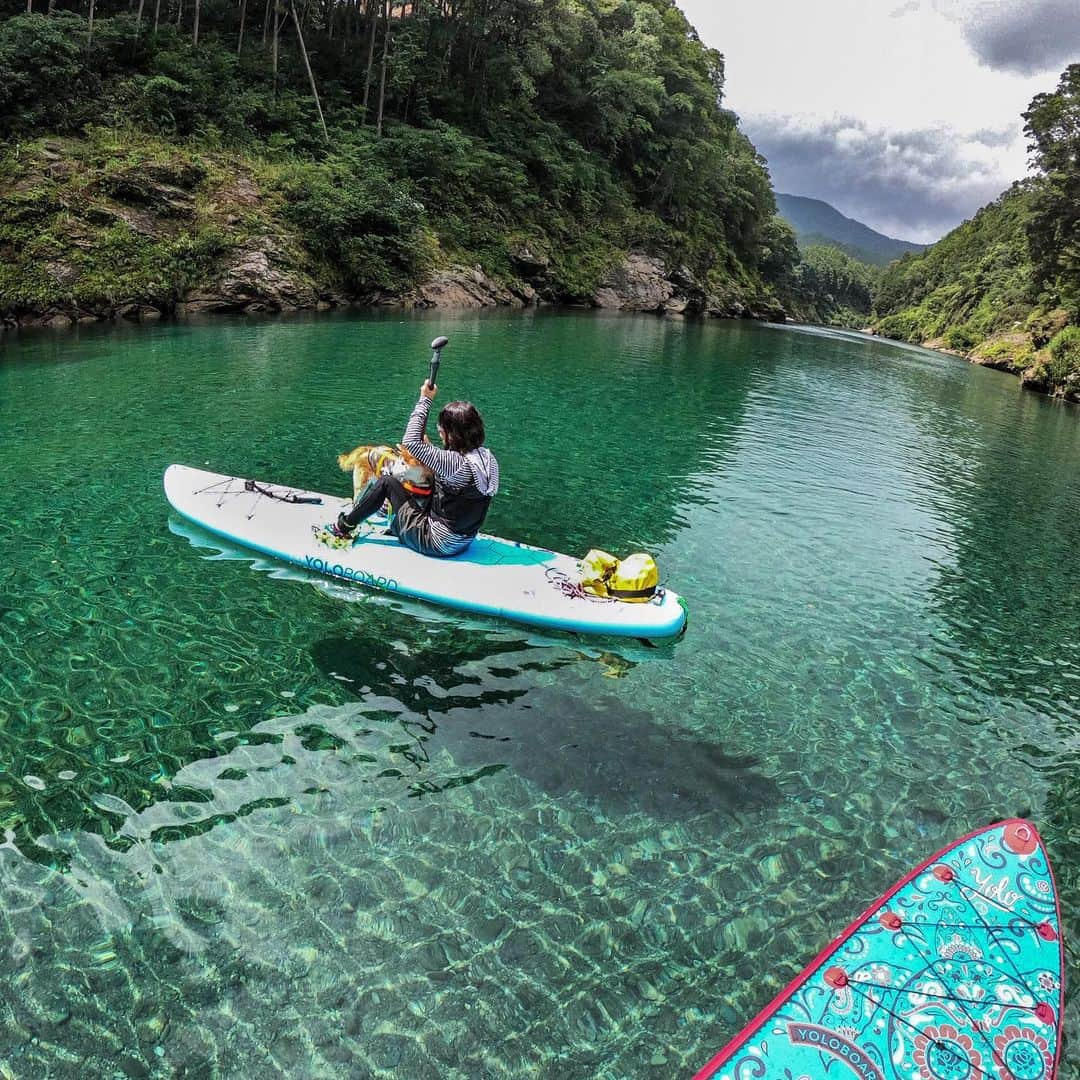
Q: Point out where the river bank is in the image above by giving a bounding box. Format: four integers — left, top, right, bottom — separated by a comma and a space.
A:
0, 134, 787, 332
865, 323, 1079, 406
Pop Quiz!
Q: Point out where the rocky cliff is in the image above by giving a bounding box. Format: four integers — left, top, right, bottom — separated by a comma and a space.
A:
0, 136, 787, 329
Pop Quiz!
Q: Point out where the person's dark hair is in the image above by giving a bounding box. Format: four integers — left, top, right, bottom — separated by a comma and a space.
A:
438, 400, 485, 452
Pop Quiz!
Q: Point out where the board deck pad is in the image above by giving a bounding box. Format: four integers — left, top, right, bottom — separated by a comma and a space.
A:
163, 465, 686, 639
695, 819, 1065, 1080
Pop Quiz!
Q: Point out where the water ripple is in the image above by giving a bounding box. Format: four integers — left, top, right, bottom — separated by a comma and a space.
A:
1, 311, 1078, 1076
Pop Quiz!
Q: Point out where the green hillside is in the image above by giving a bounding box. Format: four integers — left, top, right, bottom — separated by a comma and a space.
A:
873, 180, 1075, 400
874, 182, 1039, 353
872, 64, 1080, 404
776, 193, 926, 266
0, 2, 798, 325
782, 243, 878, 328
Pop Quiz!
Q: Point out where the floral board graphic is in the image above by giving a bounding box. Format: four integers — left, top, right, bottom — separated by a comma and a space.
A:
694, 820, 1064, 1080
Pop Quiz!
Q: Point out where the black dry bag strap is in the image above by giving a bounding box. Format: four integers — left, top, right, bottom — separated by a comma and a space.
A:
607, 585, 657, 600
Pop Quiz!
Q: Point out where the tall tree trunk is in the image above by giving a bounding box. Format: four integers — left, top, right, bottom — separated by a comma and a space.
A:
236, 0, 246, 53
290, 2, 329, 141
152, 0, 160, 32
135, 0, 145, 33
375, 0, 390, 136
262, 0, 271, 43
88, 0, 95, 42
176, 0, 183, 28
271, 0, 282, 97
361, 0, 379, 121
26, 0, 32, 14
192, 0, 200, 43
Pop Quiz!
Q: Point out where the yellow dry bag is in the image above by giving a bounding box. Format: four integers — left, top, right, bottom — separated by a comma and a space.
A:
608, 553, 659, 602
580, 549, 619, 597
579, 550, 658, 602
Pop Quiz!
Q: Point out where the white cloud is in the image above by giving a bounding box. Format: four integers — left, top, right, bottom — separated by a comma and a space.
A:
932, 0, 1080, 75
748, 114, 1017, 241
676, 0, 1060, 237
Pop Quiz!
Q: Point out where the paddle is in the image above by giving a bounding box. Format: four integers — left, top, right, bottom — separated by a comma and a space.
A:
428, 335, 449, 390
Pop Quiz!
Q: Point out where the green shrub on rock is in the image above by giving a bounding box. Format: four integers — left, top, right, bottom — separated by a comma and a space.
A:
1047, 326, 1080, 378
972, 336, 1036, 370
1026, 308, 1071, 347
277, 154, 432, 294
1026, 325, 1080, 398
876, 310, 925, 342
944, 324, 979, 351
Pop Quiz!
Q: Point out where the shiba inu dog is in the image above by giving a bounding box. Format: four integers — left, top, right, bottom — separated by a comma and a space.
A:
337, 444, 434, 501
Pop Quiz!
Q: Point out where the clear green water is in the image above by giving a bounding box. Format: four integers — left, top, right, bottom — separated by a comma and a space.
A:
1, 311, 1078, 1078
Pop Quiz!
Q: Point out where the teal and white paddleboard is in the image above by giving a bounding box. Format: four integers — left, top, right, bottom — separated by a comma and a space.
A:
164, 465, 687, 639
694, 818, 1065, 1080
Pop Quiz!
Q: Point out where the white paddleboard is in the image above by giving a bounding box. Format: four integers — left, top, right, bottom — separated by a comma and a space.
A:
164, 465, 687, 640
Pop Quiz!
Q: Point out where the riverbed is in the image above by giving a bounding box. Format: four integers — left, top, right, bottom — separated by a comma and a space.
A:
1, 310, 1077, 1076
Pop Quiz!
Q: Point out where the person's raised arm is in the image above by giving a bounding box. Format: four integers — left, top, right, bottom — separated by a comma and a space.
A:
401, 384, 461, 479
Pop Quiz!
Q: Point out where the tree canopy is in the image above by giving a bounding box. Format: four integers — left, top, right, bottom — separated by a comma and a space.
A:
0, 0, 794, 302
1024, 63, 1080, 317
870, 62, 1080, 397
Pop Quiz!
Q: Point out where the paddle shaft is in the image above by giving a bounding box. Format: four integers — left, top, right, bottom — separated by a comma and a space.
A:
428, 335, 449, 389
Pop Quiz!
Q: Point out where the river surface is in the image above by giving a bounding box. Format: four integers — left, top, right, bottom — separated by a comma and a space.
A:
1, 311, 1078, 1078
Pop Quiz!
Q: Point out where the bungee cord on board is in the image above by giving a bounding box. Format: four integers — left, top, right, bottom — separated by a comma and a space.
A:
822, 857, 1061, 1080
192, 476, 326, 519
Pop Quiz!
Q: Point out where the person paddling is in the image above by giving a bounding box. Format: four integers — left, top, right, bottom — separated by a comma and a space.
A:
327, 378, 499, 557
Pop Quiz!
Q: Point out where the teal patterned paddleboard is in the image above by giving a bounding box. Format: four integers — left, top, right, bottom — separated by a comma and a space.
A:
695, 819, 1064, 1080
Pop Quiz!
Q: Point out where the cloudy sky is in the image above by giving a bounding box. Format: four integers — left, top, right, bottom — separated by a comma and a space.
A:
678, 0, 1080, 242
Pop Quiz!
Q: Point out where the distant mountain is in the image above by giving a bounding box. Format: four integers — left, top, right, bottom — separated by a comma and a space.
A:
776, 193, 928, 266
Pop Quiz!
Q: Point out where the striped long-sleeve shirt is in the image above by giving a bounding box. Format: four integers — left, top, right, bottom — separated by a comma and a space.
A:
401, 396, 499, 554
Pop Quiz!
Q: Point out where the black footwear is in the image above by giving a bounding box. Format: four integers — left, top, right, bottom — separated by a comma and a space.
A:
332, 512, 355, 539
313, 513, 358, 550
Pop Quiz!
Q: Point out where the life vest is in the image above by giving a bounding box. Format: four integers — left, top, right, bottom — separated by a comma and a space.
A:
580, 549, 659, 602
430, 482, 492, 538
373, 447, 432, 497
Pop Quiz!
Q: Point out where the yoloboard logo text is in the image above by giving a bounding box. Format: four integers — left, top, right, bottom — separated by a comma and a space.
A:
305, 556, 399, 591
787, 1024, 884, 1080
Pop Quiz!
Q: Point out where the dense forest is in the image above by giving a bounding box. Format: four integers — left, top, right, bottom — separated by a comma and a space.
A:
0, 0, 828, 324
2, 1, 1076, 403
786, 243, 876, 327
873, 63, 1080, 402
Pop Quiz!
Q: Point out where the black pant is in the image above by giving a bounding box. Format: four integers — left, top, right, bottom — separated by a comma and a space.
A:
342, 476, 445, 557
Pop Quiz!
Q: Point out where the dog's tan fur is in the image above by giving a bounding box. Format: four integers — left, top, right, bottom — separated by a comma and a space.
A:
337, 444, 434, 501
